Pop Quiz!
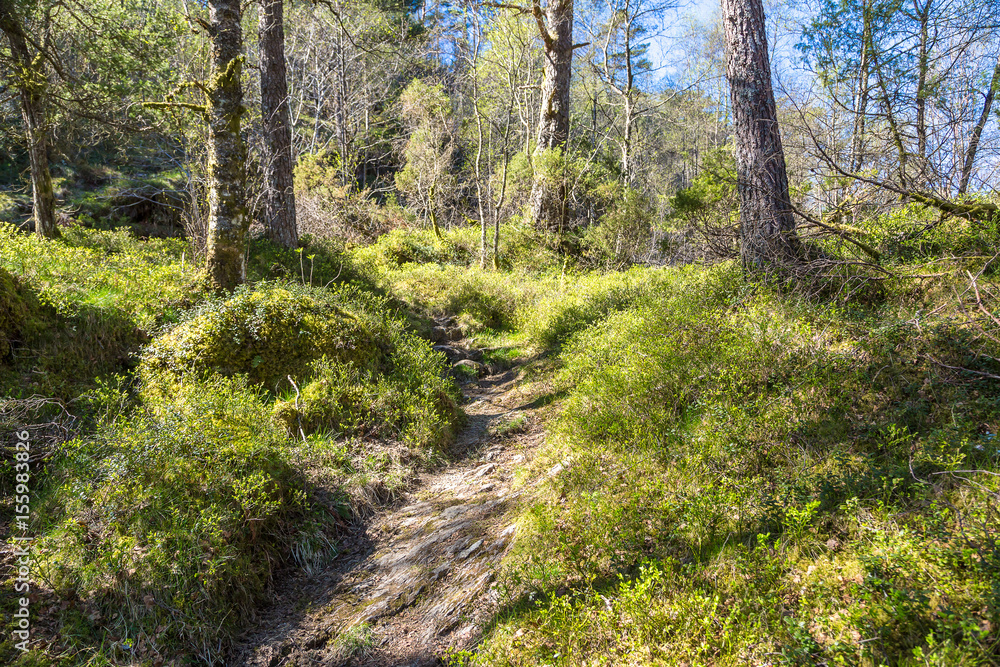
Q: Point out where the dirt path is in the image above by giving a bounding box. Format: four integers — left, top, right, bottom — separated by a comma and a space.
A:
229, 366, 543, 667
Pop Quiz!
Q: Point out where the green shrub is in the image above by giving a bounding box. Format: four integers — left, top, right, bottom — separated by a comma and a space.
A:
272, 336, 461, 448
520, 265, 709, 351
859, 201, 1000, 261
33, 375, 319, 662
582, 188, 658, 268
0, 223, 202, 396
0, 223, 200, 326
363, 261, 526, 335
143, 281, 461, 448
142, 282, 385, 393
353, 227, 473, 267
473, 262, 1000, 666
0, 266, 28, 360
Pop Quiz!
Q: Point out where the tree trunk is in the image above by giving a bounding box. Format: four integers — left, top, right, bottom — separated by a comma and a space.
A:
0, 1, 57, 238
914, 0, 932, 185
528, 0, 574, 233
205, 0, 248, 291
958, 51, 1000, 195
622, 92, 635, 187
259, 0, 297, 249
850, 0, 872, 172
721, 0, 798, 268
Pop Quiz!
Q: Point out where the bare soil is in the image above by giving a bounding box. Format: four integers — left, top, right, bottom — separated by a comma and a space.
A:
229, 366, 545, 667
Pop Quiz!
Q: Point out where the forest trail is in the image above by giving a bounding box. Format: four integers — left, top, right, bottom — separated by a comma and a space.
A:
230, 360, 545, 667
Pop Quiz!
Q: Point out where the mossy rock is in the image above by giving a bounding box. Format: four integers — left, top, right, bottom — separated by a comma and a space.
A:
142, 285, 384, 392
0, 267, 28, 361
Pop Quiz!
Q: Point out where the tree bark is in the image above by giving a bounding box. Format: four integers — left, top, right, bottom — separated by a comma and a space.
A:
721, 0, 798, 268
205, 0, 248, 291
259, 0, 298, 249
913, 0, 932, 185
850, 0, 872, 173
0, 1, 57, 238
528, 0, 574, 233
958, 51, 1000, 195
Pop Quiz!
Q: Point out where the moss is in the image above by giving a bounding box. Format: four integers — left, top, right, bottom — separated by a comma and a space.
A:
142, 283, 384, 393
0, 266, 28, 360
32, 375, 321, 660
270, 337, 462, 448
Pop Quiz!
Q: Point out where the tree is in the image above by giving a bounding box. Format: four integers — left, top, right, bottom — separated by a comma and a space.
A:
282, 0, 424, 189
395, 79, 458, 239
799, 0, 1000, 198
1, 0, 177, 239
721, 0, 798, 268
466, 5, 537, 267
259, 0, 297, 248
205, 0, 248, 291
958, 50, 1000, 195
492, 0, 578, 232
0, 0, 57, 238
584, 0, 674, 188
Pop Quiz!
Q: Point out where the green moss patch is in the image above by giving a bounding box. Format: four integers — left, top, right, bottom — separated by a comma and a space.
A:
142, 283, 383, 393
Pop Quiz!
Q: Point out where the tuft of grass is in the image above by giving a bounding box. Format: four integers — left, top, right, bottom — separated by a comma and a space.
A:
488, 413, 529, 439
328, 622, 376, 662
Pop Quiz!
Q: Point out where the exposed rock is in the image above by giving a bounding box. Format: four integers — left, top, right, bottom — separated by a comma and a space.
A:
458, 539, 483, 560
547, 458, 572, 477
473, 463, 496, 478
454, 358, 485, 376
433, 344, 466, 361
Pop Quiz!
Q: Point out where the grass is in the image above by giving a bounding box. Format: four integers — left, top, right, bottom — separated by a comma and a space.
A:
459, 262, 1000, 666
0, 224, 464, 665
4, 215, 1000, 665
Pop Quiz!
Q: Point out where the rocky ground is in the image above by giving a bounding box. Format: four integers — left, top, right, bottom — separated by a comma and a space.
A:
229, 359, 545, 667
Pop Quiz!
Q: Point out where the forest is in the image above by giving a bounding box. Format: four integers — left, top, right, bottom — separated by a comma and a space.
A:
1, 0, 999, 664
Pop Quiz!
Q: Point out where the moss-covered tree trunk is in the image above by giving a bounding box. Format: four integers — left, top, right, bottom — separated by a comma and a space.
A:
722, 0, 799, 269
206, 0, 248, 291
528, 0, 574, 233
259, 0, 297, 249
0, 0, 57, 239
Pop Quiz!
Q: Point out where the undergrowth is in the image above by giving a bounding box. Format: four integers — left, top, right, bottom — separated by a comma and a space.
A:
0, 225, 463, 665
5, 217, 1000, 665
461, 262, 1000, 666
